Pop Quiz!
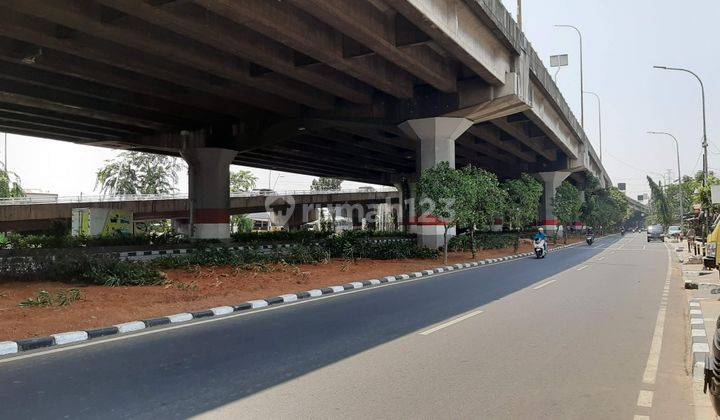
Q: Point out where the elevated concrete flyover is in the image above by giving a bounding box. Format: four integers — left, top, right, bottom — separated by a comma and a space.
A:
0, 189, 398, 232
0, 0, 611, 243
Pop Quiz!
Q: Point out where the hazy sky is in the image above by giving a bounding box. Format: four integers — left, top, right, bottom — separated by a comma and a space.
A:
2, 0, 718, 199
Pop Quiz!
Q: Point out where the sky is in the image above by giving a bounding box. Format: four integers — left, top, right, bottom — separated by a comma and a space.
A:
2, 0, 718, 200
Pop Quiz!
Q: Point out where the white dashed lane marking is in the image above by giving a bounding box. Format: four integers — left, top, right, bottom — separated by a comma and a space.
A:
532, 279, 557, 290
637, 390, 653, 408
419, 310, 484, 336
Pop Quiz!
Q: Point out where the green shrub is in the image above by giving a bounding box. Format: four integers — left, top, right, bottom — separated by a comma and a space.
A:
1, 231, 186, 250
448, 232, 521, 252
0, 253, 164, 286
19, 288, 82, 307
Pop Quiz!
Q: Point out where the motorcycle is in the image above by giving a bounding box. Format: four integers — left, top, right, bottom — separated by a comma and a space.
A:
586, 235, 594, 246
621, 228, 625, 236
534, 238, 547, 259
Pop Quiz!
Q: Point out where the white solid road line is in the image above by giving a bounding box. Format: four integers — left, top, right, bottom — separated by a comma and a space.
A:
577, 265, 589, 271
533, 279, 557, 290
419, 310, 484, 335
641, 243, 672, 385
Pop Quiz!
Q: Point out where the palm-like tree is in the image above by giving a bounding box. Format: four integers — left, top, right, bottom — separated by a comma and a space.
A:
647, 176, 672, 228
95, 152, 182, 195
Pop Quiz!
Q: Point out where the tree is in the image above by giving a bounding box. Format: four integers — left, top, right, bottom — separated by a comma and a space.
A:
229, 169, 257, 233
415, 161, 463, 264
502, 173, 543, 250
310, 177, 343, 191
95, 151, 182, 195
553, 181, 582, 235
647, 176, 672, 228
454, 166, 506, 258
0, 164, 23, 198
230, 169, 257, 193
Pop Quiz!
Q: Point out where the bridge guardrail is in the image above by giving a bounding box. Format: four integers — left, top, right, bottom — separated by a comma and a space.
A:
0, 187, 398, 206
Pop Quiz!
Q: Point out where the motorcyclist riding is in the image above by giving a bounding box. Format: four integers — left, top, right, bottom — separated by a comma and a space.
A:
534, 227, 548, 253
586, 227, 594, 245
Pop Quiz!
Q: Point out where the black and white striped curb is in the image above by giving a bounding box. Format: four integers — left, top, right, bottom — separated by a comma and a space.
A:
689, 298, 711, 380
119, 238, 414, 261
0, 241, 584, 356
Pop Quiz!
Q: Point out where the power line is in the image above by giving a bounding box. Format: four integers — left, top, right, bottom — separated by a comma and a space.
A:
606, 152, 664, 178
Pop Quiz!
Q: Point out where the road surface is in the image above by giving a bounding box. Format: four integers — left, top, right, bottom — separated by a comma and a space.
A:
0, 234, 692, 419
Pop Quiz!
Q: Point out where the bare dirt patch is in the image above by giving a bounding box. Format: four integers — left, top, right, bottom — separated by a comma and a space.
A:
0, 238, 584, 342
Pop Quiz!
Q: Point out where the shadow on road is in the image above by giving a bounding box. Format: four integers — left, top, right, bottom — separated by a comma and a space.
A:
0, 236, 621, 419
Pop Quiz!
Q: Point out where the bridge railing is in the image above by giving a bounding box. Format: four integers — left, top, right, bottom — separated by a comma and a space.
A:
0, 187, 398, 206
472, 0, 606, 179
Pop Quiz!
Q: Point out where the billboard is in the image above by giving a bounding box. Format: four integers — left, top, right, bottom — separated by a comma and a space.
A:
72, 208, 133, 237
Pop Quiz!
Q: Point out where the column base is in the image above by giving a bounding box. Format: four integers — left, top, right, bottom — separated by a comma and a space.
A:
541, 219, 558, 232
409, 224, 456, 249
193, 223, 231, 240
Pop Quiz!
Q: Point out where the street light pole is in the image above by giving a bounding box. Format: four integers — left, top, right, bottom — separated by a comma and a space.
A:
583, 91, 602, 162
555, 25, 584, 127
648, 131, 683, 225
653, 66, 709, 233
653, 66, 708, 186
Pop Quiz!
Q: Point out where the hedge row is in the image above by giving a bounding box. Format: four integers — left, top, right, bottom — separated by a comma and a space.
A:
448, 232, 523, 252
1, 231, 436, 285
1, 229, 414, 250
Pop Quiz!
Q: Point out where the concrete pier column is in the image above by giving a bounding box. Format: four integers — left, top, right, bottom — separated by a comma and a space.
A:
181, 147, 237, 240
536, 171, 571, 233
399, 117, 473, 249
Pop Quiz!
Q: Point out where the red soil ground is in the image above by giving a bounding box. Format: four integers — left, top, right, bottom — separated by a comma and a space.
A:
0, 237, 583, 341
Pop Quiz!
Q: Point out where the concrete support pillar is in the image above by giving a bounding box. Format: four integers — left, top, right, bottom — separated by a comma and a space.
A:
181, 147, 237, 240
399, 117, 473, 249
537, 171, 571, 232
363, 204, 377, 231
351, 207, 363, 230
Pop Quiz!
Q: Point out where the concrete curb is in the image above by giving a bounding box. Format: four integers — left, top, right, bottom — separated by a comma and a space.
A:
0, 239, 588, 356
690, 299, 711, 381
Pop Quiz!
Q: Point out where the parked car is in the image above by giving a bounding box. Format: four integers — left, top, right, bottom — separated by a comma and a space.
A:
667, 225, 682, 239
646, 225, 664, 242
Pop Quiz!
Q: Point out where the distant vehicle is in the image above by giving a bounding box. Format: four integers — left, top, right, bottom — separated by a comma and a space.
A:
358, 186, 375, 192
251, 188, 275, 195
586, 234, 594, 246
667, 225, 682, 239
646, 225, 664, 242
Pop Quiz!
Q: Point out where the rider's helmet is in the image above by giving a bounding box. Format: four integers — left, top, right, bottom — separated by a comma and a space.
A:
538, 227, 544, 233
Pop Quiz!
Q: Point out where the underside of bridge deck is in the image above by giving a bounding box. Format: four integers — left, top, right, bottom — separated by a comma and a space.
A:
0, 0, 601, 187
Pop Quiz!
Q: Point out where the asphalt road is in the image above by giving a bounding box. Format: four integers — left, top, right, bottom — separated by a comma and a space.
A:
0, 234, 690, 419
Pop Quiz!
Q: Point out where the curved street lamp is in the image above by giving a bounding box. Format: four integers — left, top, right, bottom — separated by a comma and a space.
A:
583, 91, 602, 162
555, 25, 584, 127
653, 65, 709, 232
647, 131, 683, 225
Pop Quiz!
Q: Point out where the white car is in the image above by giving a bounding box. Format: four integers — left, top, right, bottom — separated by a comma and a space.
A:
667, 226, 682, 239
